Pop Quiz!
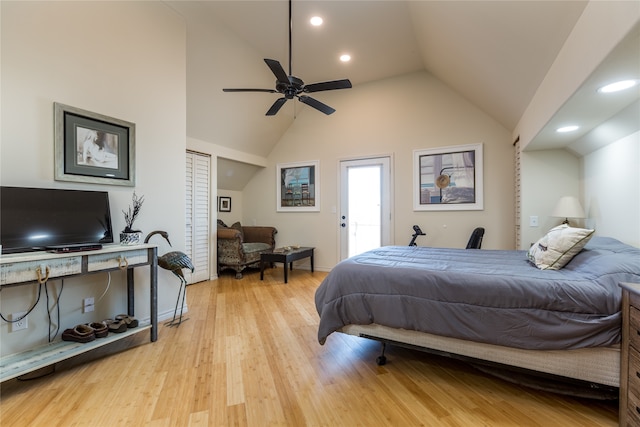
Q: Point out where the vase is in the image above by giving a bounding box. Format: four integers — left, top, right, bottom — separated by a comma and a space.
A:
120, 232, 142, 245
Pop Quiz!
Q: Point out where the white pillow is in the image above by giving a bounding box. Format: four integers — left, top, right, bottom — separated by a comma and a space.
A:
527, 224, 595, 270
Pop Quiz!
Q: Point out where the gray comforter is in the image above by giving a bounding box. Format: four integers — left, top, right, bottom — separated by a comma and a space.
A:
315, 237, 640, 350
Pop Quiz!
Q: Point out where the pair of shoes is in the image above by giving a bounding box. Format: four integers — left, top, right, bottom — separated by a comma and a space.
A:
104, 318, 127, 333
88, 321, 108, 338
115, 314, 138, 328
61, 322, 109, 343
103, 314, 138, 333
62, 324, 96, 343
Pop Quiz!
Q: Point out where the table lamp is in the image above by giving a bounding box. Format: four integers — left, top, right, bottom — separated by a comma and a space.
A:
551, 196, 585, 226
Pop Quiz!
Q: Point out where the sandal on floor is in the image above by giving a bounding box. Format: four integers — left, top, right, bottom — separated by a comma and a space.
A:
104, 318, 127, 333
62, 324, 96, 343
88, 321, 108, 338
115, 314, 139, 328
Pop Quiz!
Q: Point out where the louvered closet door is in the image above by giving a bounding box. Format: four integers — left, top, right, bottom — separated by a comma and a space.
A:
186, 151, 211, 283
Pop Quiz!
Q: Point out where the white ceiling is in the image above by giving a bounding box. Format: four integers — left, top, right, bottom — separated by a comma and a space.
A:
201, 0, 587, 131
170, 1, 639, 190
529, 22, 640, 154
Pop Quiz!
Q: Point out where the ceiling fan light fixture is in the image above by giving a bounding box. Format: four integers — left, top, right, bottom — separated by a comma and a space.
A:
340, 54, 351, 62
598, 79, 639, 93
310, 16, 323, 26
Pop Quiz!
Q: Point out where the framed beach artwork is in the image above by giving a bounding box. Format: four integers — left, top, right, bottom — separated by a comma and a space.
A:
54, 102, 135, 186
276, 160, 319, 212
413, 143, 483, 211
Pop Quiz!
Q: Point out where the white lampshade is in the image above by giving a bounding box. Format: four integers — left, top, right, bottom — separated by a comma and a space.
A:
551, 196, 585, 222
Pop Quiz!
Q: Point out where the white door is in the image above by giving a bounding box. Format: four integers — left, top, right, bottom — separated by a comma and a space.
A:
339, 157, 392, 260
186, 151, 211, 283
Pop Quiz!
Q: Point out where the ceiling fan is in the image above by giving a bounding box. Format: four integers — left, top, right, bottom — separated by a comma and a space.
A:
222, 0, 352, 116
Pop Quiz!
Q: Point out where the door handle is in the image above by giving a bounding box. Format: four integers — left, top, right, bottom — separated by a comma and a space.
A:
341, 223, 346, 227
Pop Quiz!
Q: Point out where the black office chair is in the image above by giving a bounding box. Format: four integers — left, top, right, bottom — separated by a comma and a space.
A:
466, 227, 485, 249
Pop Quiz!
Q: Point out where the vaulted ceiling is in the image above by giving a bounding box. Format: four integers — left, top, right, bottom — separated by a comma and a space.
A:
168, 1, 639, 190
198, 1, 588, 130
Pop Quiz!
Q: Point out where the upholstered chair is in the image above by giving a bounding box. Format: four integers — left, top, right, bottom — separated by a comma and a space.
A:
217, 221, 277, 279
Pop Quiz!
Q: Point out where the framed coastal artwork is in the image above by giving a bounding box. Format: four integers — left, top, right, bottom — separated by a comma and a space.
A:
276, 160, 319, 212
413, 143, 483, 211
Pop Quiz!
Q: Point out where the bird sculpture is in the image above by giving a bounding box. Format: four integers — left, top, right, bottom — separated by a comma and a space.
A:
145, 230, 194, 327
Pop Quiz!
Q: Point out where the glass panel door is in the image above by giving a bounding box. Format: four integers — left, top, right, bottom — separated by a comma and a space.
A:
339, 157, 391, 260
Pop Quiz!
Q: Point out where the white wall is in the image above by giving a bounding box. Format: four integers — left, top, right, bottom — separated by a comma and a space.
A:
519, 149, 582, 248
0, 1, 186, 355
217, 190, 244, 226
583, 132, 640, 247
519, 132, 640, 250
242, 71, 515, 271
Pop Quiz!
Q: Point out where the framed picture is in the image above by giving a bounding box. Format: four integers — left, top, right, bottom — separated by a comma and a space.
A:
413, 143, 483, 211
276, 160, 320, 212
218, 196, 231, 212
54, 102, 135, 186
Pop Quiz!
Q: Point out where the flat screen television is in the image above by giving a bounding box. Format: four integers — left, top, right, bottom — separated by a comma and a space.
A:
0, 186, 114, 254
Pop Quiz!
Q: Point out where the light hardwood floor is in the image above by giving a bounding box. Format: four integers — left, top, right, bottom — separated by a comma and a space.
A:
0, 268, 618, 426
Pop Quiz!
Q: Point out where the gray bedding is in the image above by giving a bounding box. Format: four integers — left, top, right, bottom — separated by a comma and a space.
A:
315, 237, 640, 350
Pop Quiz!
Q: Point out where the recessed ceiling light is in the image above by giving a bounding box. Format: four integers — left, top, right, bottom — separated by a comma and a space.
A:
598, 79, 639, 93
340, 54, 351, 62
310, 16, 323, 26
556, 125, 579, 133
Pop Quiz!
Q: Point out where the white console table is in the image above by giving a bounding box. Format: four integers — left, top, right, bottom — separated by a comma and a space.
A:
0, 244, 158, 382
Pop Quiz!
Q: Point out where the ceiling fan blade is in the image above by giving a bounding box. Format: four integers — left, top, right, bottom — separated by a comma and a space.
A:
298, 95, 335, 115
223, 88, 278, 93
303, 79, 352, 93
264, 59, 290, 85
266, 97, 288, 116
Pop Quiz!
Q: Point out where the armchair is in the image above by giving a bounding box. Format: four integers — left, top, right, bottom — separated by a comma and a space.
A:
217, 222, 277, 279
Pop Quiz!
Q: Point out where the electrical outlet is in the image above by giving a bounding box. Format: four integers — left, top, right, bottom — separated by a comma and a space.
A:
529, 215, 539, 227
83, 297, 95, 313
11, 311, 28, 332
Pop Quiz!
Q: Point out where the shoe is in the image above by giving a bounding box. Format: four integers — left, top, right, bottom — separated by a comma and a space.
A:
62, 324, 96, 343
104, 318, 127, 333
115, 314, 139, 328
88, 321, 108, 338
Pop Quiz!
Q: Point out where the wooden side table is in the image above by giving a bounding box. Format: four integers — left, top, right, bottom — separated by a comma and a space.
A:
620, 282, 640, 426
260, 247, 314, 283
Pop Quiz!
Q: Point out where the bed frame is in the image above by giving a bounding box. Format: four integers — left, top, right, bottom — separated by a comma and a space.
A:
340, 324, 620, 397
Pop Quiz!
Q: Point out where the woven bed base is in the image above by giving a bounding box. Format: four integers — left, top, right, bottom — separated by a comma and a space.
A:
340, 324, 620, 388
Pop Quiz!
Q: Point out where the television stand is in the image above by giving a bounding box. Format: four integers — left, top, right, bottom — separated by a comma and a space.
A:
0, 244, 158, 382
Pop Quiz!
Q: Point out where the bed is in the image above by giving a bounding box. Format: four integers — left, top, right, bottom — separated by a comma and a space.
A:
315, 235, 640, 395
